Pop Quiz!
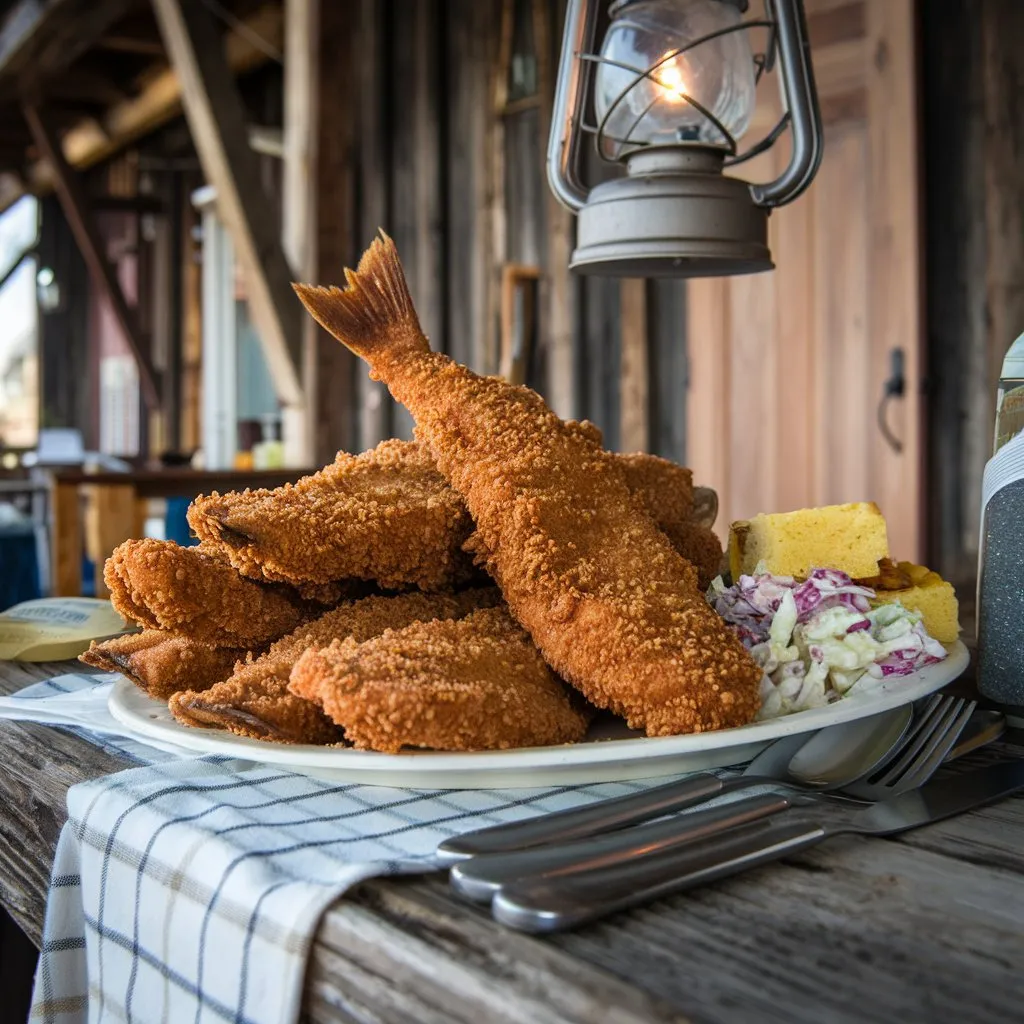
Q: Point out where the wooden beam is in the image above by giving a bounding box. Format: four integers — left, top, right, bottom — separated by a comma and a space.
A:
97, 33, 165, 56
0, 0, 136, 92
22, 102, 160, 411
311, 0, 357, 459
150, 0, 304, 409
8, 4, 282, 213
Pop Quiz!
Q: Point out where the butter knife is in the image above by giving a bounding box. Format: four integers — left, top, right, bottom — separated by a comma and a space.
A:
491, 758, 1024, 933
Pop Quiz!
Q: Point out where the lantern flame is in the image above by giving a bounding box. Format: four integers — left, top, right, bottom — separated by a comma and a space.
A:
654, 51, 688, 103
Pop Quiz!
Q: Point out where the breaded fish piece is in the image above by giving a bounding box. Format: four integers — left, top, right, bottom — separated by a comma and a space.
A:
659, 521, 725, 591
80, 630, 246, 700
105, 539, 311, 647
187, 439, 475, 591
617, 452, 694, 531
169, 587, 500, 743
290, 606, 589, 753
294, 234, 761, 735
188, 436, 699, 592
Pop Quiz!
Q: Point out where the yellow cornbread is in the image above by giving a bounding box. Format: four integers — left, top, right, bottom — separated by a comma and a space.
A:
729, 503, 889, 581
873, 562, 960, 644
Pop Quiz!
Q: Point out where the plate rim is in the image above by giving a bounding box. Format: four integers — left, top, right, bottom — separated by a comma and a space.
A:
107, 640, 969, 778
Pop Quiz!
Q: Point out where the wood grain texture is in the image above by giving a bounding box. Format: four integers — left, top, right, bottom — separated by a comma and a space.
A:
865, 0, 922, 562
686, 0, 922, 552
3, 659, 1023, 1024
50, 479, 82, 598
619, 278, 649, 453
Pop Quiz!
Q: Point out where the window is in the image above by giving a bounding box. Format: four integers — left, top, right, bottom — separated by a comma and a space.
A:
0, 196, 40, 450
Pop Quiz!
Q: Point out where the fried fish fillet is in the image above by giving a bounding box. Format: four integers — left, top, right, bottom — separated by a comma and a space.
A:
188, 435, 702, 592
290, 606, 589, 753
168, 587, 501, 743
294, 234, 761, 735
105, 539, 311, 647
659, 521, 725, 590
80, 630, 246, 700
187, 439, 475, 591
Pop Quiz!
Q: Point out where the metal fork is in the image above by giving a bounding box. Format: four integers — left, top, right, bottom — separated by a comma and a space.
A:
449, 694, 977, 903
485, 697, 984, 929
839, 695, 977, 801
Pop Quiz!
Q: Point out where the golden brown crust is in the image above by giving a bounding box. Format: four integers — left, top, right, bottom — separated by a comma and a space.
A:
187, 436, 698, 595
80, 630, 246, 700
187, 439, 476, 591
290, 606, 589, 753
659, 521, 725, 591
168, 587, 501, 744
617, 453, 694, 529
104, 538, 310, 647
294, 234, 762, 736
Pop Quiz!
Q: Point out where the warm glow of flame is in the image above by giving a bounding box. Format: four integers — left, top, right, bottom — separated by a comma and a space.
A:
654, 51, 688, 103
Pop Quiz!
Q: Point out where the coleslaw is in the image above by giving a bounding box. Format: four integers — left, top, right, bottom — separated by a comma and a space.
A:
707, 568, 949, 721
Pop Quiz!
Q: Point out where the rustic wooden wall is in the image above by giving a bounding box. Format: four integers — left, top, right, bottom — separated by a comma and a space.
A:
316, 0, 690, 465
922, 0, 1024, 590
687, 0, 924, 560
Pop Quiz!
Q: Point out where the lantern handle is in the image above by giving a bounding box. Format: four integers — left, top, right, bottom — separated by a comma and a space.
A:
749, 0, 822, 208
548, 0, 599, 213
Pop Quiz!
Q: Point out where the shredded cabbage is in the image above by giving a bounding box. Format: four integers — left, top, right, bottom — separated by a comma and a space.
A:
708, 567, 948, 721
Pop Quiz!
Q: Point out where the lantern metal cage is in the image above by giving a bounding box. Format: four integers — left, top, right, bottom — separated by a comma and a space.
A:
548, 0, 823, 277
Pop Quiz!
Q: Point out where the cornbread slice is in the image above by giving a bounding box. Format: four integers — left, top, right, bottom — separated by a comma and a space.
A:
729, 502, 889, 581
873, 562, 960, 644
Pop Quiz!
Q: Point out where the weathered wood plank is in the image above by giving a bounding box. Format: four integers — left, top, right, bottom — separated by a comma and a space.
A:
307, 880, 689, 1024
444, 0, 499, 373
0, 661, 128, 946
865, 0, 922, 561
2, 657, 1023, 1024
50, 479, 82, 597
353, 0, 391, 450
537, 0, 576, 421
645, 279, 687, 465
150, 0, 304, 412
311, 0, 357, 460
619, 278, 649, 453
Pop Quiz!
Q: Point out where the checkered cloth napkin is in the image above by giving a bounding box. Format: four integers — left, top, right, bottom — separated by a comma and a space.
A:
2, 673, 680, 1024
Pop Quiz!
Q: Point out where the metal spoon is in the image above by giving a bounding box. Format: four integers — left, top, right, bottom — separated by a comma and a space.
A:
448, 706, 913, 901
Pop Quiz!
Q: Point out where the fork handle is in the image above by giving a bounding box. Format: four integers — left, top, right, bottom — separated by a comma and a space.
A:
436, 772, 728, 863
492, 817, 829, 933
451, 792, 792, 903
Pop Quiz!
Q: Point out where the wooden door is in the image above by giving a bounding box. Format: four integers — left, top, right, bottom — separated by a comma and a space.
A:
686, 0, 922, 562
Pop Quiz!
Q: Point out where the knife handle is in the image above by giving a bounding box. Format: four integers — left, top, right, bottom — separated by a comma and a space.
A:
492, 816, 828, 933
451, 792, 792, 903
436, 772, 729, 863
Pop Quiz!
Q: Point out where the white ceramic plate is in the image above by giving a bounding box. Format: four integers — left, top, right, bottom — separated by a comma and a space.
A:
109, 641, 969, 789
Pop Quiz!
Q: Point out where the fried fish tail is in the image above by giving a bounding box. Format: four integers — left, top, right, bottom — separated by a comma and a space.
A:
295, 234, 761, 736
81, 630, 246, 700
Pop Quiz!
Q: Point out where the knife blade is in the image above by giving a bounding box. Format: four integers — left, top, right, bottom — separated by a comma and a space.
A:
491, 758, 1024, 933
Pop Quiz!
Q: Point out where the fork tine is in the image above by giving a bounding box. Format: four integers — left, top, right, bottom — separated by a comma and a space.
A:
897, 700, 978, 791
872, 696, 962, 786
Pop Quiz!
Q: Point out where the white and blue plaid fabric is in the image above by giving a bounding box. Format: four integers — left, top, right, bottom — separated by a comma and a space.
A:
2, 674, 677, 1024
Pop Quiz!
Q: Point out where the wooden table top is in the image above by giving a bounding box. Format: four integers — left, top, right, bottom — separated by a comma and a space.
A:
2, 658, 1023, 1024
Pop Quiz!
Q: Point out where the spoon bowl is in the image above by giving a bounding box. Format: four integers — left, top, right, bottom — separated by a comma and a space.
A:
785, 705, 914, 788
